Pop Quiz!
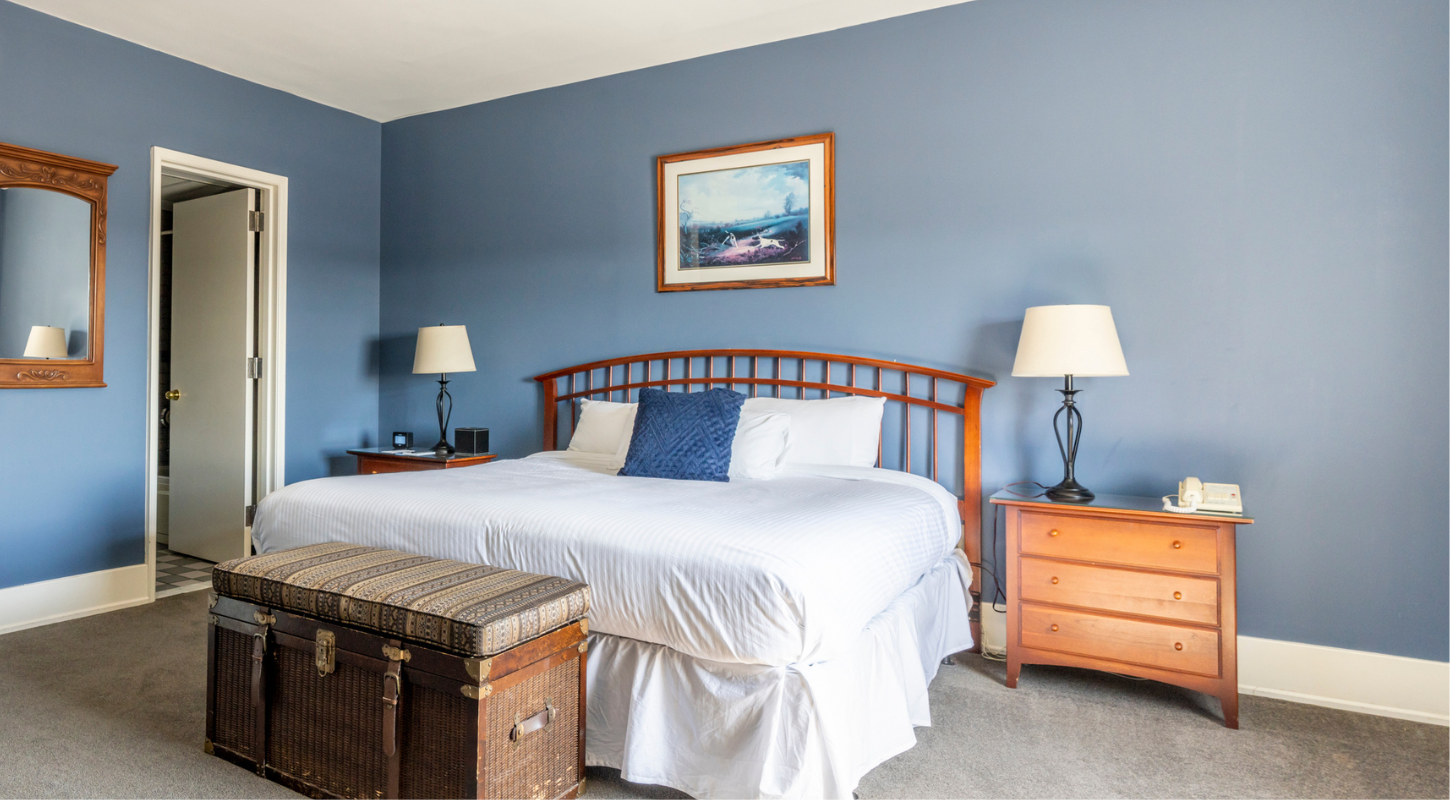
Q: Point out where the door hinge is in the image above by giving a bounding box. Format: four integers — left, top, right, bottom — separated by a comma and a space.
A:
246, 357, 263, 379
245, 504, 256, 526
248, 210, 265, 232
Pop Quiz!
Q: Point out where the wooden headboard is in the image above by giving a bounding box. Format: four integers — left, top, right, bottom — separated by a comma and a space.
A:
533, 349, 995, 598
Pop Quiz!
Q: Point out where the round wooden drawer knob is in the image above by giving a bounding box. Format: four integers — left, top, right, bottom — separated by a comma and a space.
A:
1173, 591, 1182, 600
1174, 642, 1184, 651
1172, 540, 1182, 549
1050, 624, 1059, 632
1049, 529, 1061, 537
1051, 577, 1060, 585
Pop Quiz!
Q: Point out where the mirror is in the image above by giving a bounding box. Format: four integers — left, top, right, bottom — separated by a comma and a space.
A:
0, 187, 92, 359
0, 141, 115, 388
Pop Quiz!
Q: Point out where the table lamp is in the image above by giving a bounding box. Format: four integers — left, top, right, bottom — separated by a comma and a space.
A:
23, 326, 67, 359
413, 324, 476, 454
1011, 305, 1128, 502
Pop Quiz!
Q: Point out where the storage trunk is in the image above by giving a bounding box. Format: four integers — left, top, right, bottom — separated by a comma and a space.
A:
205, 544, 590, 800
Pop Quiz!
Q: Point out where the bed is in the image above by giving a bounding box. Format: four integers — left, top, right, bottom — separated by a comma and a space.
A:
252, 349, 993, 799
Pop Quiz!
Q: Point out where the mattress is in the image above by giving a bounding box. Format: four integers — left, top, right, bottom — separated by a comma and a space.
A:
251, 451, 962, 667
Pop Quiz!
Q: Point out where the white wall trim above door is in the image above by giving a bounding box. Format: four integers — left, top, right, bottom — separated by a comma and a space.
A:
0, 565, 150, 636
1239, 635, 1449, 726
146, 147, 288, 601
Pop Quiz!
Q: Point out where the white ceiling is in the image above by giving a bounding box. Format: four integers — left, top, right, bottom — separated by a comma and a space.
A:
14, 0, 973, 122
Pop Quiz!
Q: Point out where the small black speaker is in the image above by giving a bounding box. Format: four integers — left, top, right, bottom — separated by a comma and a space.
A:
454, 427, 489, 455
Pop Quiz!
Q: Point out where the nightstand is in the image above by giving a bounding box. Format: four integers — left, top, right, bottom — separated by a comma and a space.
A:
348, 447, 497, 475
990, 489, 1253, 728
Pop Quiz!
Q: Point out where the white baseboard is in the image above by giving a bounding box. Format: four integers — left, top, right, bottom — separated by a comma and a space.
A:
0, 564, 151, 636
1239, 635, 1449, 726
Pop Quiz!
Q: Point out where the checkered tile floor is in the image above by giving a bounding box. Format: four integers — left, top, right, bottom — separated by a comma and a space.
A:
155, 546, 215, 598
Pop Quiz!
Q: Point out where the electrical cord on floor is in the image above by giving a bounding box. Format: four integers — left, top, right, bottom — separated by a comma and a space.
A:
971, 482, 1048, 662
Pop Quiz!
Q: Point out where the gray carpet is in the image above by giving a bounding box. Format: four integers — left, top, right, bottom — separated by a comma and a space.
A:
0, 591, 1443, 799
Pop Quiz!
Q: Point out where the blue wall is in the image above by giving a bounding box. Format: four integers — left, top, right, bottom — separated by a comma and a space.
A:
0, 2, 381, 589
380, 0, 1448, 661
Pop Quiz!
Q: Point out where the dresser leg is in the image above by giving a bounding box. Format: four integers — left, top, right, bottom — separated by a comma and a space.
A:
1219, 691, 1239, 729
1005, 657, 1021, 688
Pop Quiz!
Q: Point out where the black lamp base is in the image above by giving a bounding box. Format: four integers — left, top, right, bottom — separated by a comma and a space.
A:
1044, 477, 1095, 503
433, 375, 455, 456
1046, 375, 1095, 504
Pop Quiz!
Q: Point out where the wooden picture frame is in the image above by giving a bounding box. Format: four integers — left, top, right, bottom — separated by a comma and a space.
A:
656, 133, 834, 292
0, 141, 116, 388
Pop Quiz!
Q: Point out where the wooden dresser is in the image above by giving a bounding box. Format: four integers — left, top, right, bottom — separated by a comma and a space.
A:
990, 490, 1253, 728
348, 447, 496, 475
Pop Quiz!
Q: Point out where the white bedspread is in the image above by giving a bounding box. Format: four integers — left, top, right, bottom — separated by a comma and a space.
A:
251, 451, 961, 667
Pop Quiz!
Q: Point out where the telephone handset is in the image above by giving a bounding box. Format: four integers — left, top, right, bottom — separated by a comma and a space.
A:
1163, 478, 1243, 514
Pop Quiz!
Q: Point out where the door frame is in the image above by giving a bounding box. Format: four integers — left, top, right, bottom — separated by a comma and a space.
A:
145, 147, 288, 601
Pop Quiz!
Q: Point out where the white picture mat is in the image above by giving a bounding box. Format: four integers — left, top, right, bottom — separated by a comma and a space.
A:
662, 142, 827, 285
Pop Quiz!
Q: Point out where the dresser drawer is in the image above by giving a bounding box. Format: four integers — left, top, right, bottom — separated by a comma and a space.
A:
357, 456, 443, 475
1018, 511, 1219, 574
1019, 557, 1219, 626
1020, 603, 1220, 677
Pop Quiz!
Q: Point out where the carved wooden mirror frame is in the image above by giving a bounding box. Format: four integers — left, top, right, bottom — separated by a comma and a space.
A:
0, 141, 116, 388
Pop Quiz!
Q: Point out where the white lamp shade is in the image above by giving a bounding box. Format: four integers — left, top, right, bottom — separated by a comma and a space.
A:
23, 326, 67, 359
412, 325, 476, 374
1011, 305, 1129, 377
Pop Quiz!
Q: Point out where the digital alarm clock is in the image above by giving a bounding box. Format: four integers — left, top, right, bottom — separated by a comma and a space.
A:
392, 431, 413, 449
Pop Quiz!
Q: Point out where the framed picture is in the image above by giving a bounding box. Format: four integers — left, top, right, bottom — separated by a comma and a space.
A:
657, 133, 834, 292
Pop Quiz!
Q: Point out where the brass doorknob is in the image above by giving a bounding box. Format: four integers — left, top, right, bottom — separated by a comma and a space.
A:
164, 389, 181, 401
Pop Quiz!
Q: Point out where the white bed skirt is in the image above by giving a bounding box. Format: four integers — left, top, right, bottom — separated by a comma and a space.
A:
584, 551, 975, 799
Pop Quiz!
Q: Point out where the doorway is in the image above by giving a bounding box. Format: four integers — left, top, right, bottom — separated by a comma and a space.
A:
146, 149, 287, 601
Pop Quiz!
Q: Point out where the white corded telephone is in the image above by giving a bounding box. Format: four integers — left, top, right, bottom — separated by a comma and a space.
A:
1163, 478, 1243, 514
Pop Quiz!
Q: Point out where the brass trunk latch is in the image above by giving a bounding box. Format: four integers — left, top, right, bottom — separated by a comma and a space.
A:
315, 629, 336, 677
382, 644, 411, 663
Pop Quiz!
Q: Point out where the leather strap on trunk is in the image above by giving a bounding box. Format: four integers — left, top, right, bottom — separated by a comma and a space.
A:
382, 640, 407, 799
250, 608, 274, 774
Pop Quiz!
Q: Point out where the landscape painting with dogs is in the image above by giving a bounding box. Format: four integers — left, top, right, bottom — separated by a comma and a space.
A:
677, 161, 810, 269
657, 133, 834, 291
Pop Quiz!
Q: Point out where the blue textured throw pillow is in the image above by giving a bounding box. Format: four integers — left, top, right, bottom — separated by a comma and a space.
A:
618, 388, 745, 482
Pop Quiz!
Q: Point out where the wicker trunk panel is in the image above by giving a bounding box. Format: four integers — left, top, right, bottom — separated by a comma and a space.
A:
269, 646, 388, 799
213, 625, 256, 760
485, 657, 581, 800
400, 683, 474, 799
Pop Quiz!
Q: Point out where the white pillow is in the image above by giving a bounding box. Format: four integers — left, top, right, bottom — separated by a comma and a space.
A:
566, 399, 637, 460
566, 397, 791, 478
743, 396, 886, 467
728, 410, 791, 480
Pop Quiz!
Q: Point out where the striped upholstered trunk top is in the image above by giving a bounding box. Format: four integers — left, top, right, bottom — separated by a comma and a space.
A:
213, 542, 590, 657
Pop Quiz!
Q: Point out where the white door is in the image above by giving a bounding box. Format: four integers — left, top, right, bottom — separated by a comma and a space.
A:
169, 188, 255, 563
